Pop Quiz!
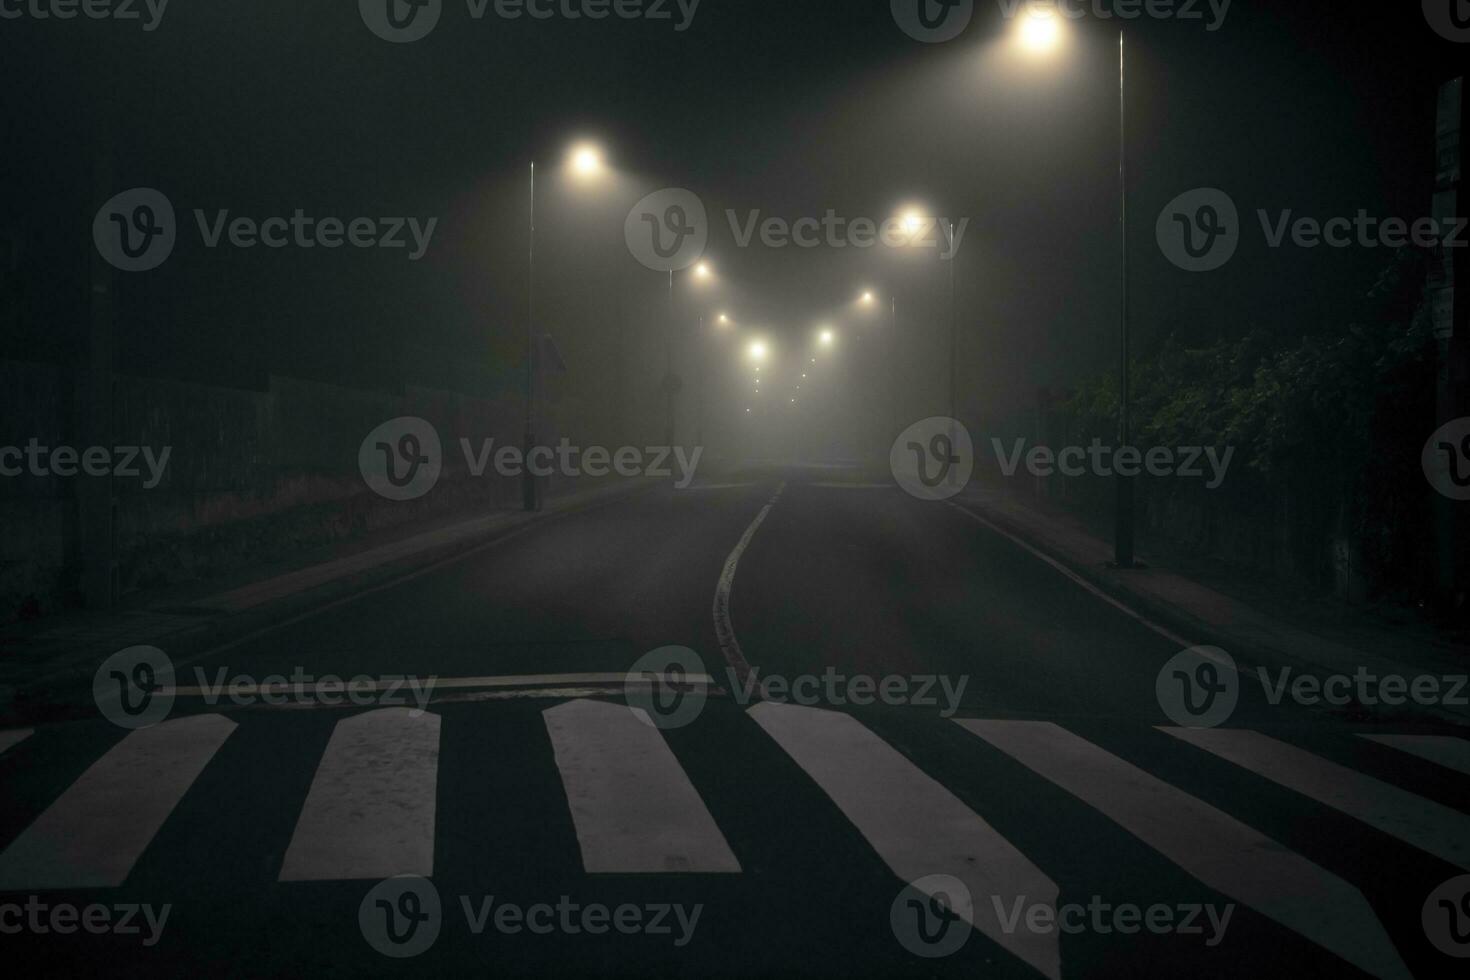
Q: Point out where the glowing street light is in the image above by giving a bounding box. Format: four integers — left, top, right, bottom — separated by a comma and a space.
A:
819, 329, 835, 347
860, 290, 875, 305
717, 313, 731, 325
748, 340, 768, 362
1017, 7, 1063, 52
568, 143, 605, 178
694, 261, 712, 280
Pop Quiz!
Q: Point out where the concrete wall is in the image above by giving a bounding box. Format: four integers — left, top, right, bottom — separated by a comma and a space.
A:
0, 361, 529, 622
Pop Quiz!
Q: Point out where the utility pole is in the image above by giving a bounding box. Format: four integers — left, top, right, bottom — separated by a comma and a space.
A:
1114, 30, 1136, 568
81, 38, 119, 610
523, 161, 539, 511
1431, 77, 1466, 612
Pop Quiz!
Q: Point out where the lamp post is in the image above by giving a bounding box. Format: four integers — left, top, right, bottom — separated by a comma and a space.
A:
1016, 11, 1133, 566
524, 160, 537, 511
665, 260, 713, 449
898, 210, 961, 484
524, 142, 606, 512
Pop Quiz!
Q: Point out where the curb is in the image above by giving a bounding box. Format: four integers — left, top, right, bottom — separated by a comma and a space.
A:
959, 497, 1470, 728
1, 479, 661, 725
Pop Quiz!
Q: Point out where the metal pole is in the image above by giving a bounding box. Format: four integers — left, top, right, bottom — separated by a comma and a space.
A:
947, 219, 959, 487
522, 161, 538, 511
890, 293, 898, 437
1114, 30, 1136, 567
948, 220, 957, 423
696, 314, 705, 447
665, 270, 675, 448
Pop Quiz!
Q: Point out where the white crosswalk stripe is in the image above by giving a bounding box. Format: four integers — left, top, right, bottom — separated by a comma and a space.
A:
753, 702, 1061, 980
0, 705, 1464, 979
1360, 733, 1470, 777
545, 698, 740, 873
959, 719, 1410, 980
1164, 727, 1470, 870
278, 707, 441, 882
0, 714, 236, 890
0, 728, 32, 757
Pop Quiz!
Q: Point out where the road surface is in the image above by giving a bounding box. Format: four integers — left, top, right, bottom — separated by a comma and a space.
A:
1, 466, 1466, 978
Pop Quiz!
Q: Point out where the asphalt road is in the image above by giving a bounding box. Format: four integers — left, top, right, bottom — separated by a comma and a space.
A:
2, 465, 1468, 978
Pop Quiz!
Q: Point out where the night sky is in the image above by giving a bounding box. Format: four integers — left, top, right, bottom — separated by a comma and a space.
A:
1, 1, 1461, 429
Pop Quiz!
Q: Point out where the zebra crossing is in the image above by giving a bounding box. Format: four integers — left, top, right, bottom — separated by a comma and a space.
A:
0, 701, 1466, 977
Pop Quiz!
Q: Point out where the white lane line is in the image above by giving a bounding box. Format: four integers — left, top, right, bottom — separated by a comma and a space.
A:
805, 482, 895, 490
279, 707, 441, 882
1360, 734, 1470, 777
753, 703, 1060, 980
712, 481, 786, 686
960, 720, 1408, 980
944, 501, 1196, 652
1164, 727, 1470, 870
167, 673, 716, 698
0, 714, 236, 890
545, 699, 740, 874
0, 729, 33, 757
676, 482, 759, 492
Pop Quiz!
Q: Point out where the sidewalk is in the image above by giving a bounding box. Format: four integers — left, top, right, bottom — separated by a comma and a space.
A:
954, 486, 1470, 725
0, 477, 660, 717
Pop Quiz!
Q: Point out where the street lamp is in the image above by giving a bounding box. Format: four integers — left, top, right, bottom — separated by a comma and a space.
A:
818, 328, 835, 347
1018, 7, 1064, 52
894, 206, 959, 467
1015, 11, 1134, 567
569, 143, 604, 178
524, 140, 609, 511
665, 259, 716, 448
